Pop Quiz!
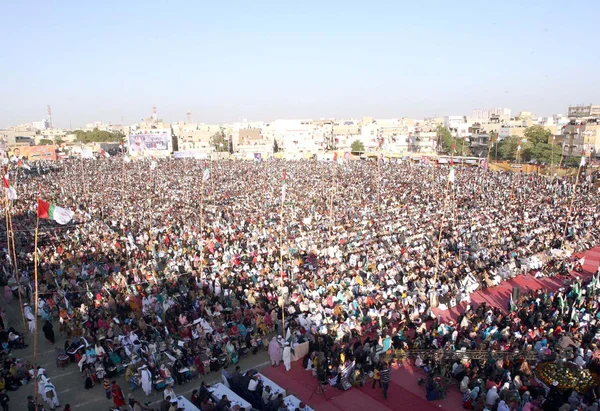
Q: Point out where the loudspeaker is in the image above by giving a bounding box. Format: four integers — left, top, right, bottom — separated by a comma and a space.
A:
512, 286, 521, 304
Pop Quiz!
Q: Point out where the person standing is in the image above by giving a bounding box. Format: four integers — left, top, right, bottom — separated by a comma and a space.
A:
0, 389, 9, 411
140, 365, 152, 396
111, 380, 126, 408
282, 342, 292, 371
380, 362, 390, 399
24, 303, 35, 334
372, 366, 381, 389
42, 320, 55, 344
268, 336, 282, 366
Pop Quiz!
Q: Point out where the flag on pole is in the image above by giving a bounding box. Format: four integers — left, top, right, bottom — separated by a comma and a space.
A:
23, 163, 31, 170
150, 160, 157, 170
123, 155, 131, 164
282, 169, 287, 203
202, 162, 210, 182
3, 175, 17, 200
449, 166, 456, 183
101, 149, 110, 158
37, 199, 74, 225
580, 152, 586, 167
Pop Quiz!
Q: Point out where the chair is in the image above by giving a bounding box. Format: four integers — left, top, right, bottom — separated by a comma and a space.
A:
56, 348, 70, 368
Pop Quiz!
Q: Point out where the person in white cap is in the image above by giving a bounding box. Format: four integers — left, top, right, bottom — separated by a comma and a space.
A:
282, 342, 292, 372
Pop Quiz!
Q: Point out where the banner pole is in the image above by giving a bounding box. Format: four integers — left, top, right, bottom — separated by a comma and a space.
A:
4, 194, 27, 331
33, 215, 40, 411
280, 168, 286, 332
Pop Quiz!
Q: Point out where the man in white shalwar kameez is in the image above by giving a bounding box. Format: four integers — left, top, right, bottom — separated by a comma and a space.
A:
283, 342, 292, 371
42, 379, 60, 410
140, 365, 152, 396
24, 303, 35, 333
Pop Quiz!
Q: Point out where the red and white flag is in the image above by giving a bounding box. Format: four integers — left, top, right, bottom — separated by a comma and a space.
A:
3, 175, 17, 201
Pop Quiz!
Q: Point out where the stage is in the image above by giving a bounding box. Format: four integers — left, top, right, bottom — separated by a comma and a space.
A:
262, 247, 600, 411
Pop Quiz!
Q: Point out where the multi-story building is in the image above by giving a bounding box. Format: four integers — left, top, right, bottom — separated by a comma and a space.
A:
472, 108, 512, 120
568, 105, 600, 119
32, 119, 50, 130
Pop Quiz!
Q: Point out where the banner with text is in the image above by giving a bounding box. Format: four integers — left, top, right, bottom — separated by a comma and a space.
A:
9, 145, 56, 161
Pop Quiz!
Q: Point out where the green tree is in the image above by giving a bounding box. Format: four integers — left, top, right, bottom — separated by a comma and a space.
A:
524, 125, 552, 145
210, 131, 228, 152
436, 125, 454, 153
273, 139, 279, 153
55, 137, 64, 145
38, 139, 53, 145
497, 136, 520, 160
74, 129, 124, 143
351, 140, 365, 153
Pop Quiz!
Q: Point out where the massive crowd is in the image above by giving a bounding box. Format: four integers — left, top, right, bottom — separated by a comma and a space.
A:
1, 156, 600, 411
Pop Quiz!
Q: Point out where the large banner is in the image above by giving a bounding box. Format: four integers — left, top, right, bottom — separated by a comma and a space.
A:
9, 145, 56, 161
128, 129, 171, 155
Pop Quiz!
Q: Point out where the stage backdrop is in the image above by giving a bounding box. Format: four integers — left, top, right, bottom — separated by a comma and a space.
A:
128, 129, 172, 156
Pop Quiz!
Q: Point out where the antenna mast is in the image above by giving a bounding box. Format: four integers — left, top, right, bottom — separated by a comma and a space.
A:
47, 105, 53, 129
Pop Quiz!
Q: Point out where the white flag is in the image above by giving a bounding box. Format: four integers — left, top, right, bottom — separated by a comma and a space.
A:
580, 156, 586, 167
124, 155, 131, 164
52, 206, 74, 225
23, 163, 31, 170
150, 160, 157, 170
203, 167, 210, 182
449, 167, 455, 183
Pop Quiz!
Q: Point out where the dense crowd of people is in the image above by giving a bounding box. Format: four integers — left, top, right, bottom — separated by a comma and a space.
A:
1, 156, 600, 410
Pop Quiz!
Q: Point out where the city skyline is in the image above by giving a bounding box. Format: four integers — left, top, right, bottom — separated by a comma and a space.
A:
1, 0, 599, 128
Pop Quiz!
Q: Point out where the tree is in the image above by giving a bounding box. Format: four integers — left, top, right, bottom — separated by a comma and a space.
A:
524, 125, 552, 146
74, 129, 124, 143
496, 136, 520, 160
38, 139, 53, 145
273, 139, 279, 153
210, 131, 228, 152
436, 125, 454, 153
351, 140, 365, 153
55, 137, 64, 145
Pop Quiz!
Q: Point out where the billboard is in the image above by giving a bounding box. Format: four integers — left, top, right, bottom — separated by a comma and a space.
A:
128, 129, 171, 155
8, 145, 56, 161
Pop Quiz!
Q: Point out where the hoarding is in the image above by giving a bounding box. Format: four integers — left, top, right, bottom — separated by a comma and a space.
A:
128, 129, 171, 155
8, 145, 56, 161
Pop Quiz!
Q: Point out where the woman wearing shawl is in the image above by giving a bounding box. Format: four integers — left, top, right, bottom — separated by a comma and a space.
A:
486, 386, 499, 407
42, 320, 55, 344
111, 380, 126, 408
268, 336, 281, 366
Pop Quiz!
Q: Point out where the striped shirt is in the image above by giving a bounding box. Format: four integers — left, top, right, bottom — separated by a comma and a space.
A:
380, 368, 390, 383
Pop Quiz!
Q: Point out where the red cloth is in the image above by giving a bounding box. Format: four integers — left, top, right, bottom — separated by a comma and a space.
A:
112, 385, 125, 407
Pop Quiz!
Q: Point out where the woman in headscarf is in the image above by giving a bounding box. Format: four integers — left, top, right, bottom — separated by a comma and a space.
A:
460, 375, 470, 393
486, 386, 499, 407
268, 336, 281, 366
42, 320, 55, 344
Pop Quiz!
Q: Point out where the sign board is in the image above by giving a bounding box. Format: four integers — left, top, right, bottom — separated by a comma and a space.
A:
128, 129, 171, 155
8, 145, 56, 161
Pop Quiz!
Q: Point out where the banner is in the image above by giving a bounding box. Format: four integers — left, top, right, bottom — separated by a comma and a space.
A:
8, 145, 56, 161
128, 129, 171, 155
174, 150, 208, 159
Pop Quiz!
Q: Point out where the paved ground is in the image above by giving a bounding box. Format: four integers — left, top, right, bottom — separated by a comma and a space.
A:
2, 295, 272, 410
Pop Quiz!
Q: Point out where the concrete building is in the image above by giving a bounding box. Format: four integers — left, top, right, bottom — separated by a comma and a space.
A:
472, 108, 512, 120
568, 105, 600, 119
32, 119, 50, 130
444, 116, 470, 138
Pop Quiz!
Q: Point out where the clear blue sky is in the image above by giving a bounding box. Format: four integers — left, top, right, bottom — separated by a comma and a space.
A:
1, 0, 599, 128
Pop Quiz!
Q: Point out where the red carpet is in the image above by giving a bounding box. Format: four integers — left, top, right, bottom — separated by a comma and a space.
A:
261, 363, 441, 411
263, 247, 600, 410
433, 247, 600, 321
